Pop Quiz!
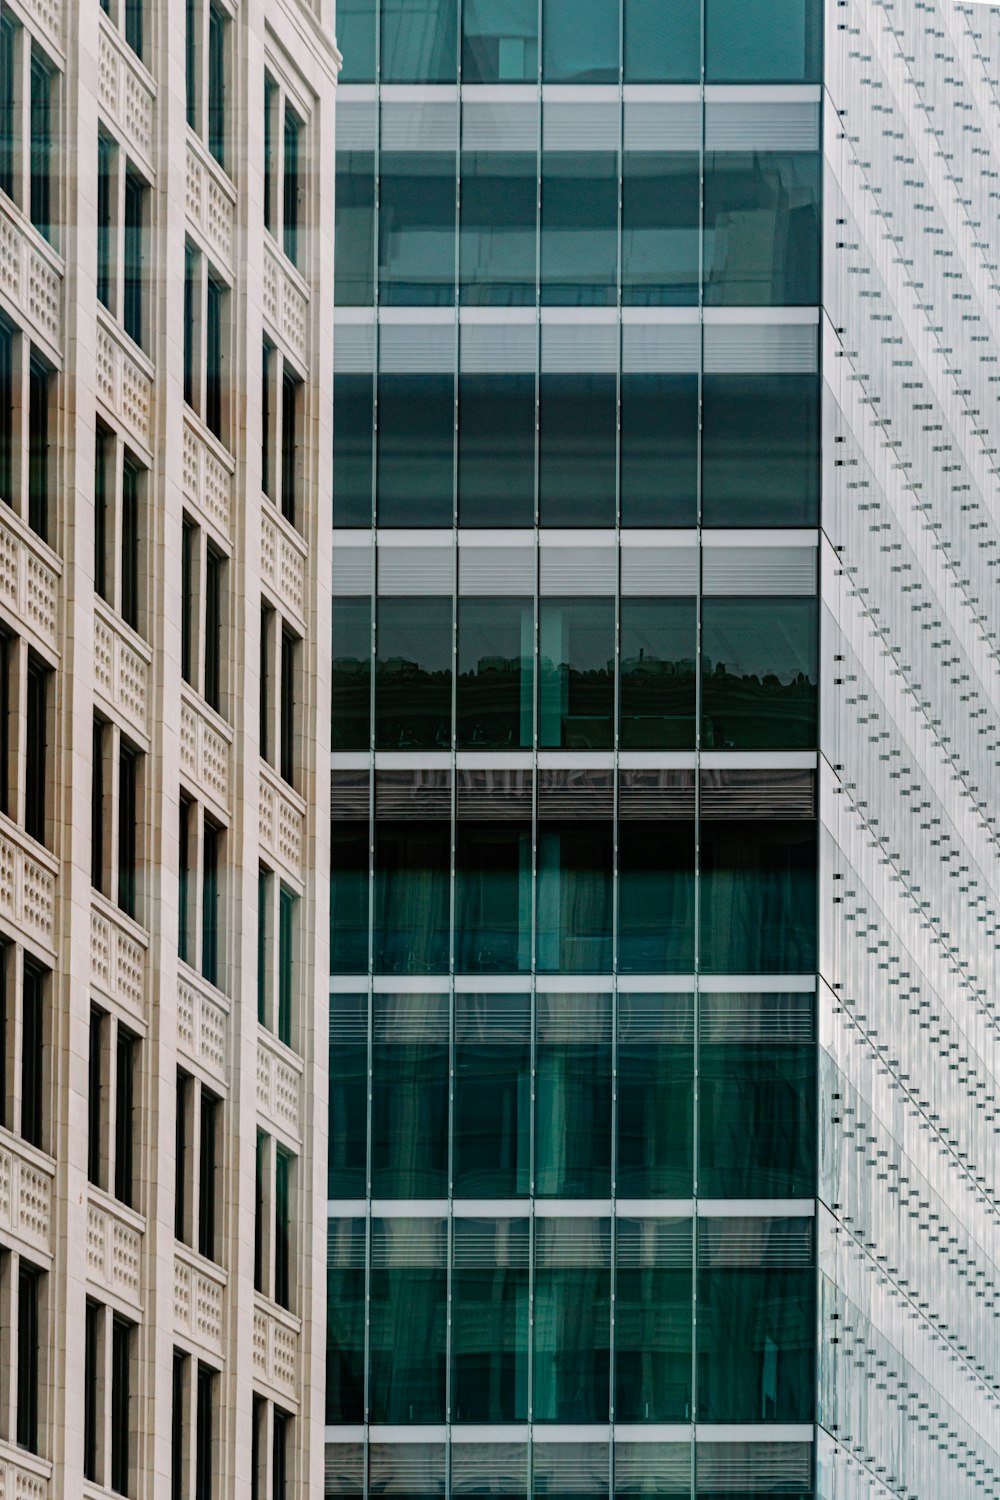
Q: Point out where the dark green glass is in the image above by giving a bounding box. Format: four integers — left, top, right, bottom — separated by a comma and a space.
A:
621, 154, 700, 306
378, 152, 456, 305
620, 598, 697, 747
620, 374, 699, 528
381, 0, 457, 81
455, 822, 532, 973
332, 596, 371, 751
537, 824, 614, 973
618, 822, 696, 973
706, 0, 822, 81
697, 1246, 815, 1420
451, 1220, 529, 1422
543, 0, 619, 81
325, 1267, 366, 1422
458, 375, 536, 527
370, 995, 448, 1198
617, 996, 694, 1197
699, 819, 817, 974
457, 597, 534, 748
700, 1042, 816, 1198
330, 824, 369, 974
374, 821, 451, 974
453, 995, 531, 1197
333, 374, 375, 527
615, 1251, 693, 1420
701, 598, 818, 748
541, 154, 618, 306
368, 1220, 447, 1422
624, 0, 701, 81
337, 0, 376, 81
375, 596, 452, 750
704, 153, 821, 306
701, 374, 820, 528
335, 152, 376, 306
539, 375, 617, 527
328, 994, 368, 1197
463, 0, 537, 81
539, 598, 615, 748
533, 1220, 611, 1422
376, 374, 454, 527
535, 994, 612, 1195
460, 154, 537, 307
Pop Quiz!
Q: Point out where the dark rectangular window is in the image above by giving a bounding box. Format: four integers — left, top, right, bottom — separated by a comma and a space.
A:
25, 653, 48, 844
0, 16, 14, 198
201, 820, 220, 987
205, 275, 223, 439
124, 0, 144, 60
282, 109, 300, 265
260, 605, 272, 760
280, 629, 295, 785
95, 427, 112, 602
198, 1089, 218, 1261
118, 741, 139, 918
92, 720, 106, 891
280, 371, 297, 525
111, 1316, 132, 1494
272, 1409, 289, 1499
251, 1395, 265, 1500
84, 1300, 100, 1481
207, 3, 225, 167
185, 0, 197, 126
178, 795, 192, 964
277, 886, 294, 1047
204, 546, 223, 712
254, 1132, 265, 1292
0, 940, 7, 1131
97, 133, 114, 310
274, 1147, 291, 1309
88, 1008, 105, 1185
195, 1363, 214, 1500
28, 356, 50, 542
21, 960, 44, 1149
175, 1071, 190, 1241
181, 520, 196, 685
257, 867, 269, 1024
0, 631, 10, 817
123, 169, 144, 348
263, 81, 275, 234
16, 1262, 41, 1451
183, 246, 197, 407
121, 456, 141, 631
172, 1352, 186, 1500
0, 321, 11, 503
29, 53, 52, 243
261, 344, 272, 499
115, 1028, 135, 1207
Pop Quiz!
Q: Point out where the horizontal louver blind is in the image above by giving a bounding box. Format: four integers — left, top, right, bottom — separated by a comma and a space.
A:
370, 1219, 447, 1267
329, 992, 368, 1044
543, 102, 618, 150
617, 1218, 693, 1268
698, 1216, 814, 1268
368, 1445, 446, 1494
533, 1446, 610, 1495
695, 1442, 812, 1494
337, 100, 377, 150
324, 1445, 365, 1496
536, 991, 612, 1044
462, 100, 539, 150
455, 992, 531, 1043
459, 543, 535, 594
381, 100, 457, 150
375, 769, 452, 819
377, 544, 453, 594
615, 1443, 691, 1495
457, 768, 532, 818
537, 768, 614, 818
699, 769, 816, 820
535, 1217, 611, 1267
460, 322, 536, 374
702, 545, 817, 596
327, 1219, 367, 1269
451, 1445, 528, 1495
373, 992, 449, 1043
621, 543, 699, 596
333, 322, 375, 373
703, 321, 817, 373
619, 769, 696, 819
700, 991, 815, 1044
624, 101, 700, 150
541, 322, 618, 373
452, 1218, 530, 1268
621, 322, 700, 373
379, 322, 455, 373
540, 545, 617, 595
618, 993, 695, 1044
331, 546, 373, 596
331, 770, 370, 820
705, 100, 820, 151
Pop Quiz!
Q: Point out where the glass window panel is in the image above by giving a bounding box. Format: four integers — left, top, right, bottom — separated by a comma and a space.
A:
703, 152, 821, 307
452, 1220, 529, 1421
375, 595, 452, 749
624, 0, 701, 81
334, 374, 375, 528
379, 152, 456, 305
699, 819, 817, 974
697, 1253, 814, 1419
331, 824, 370, 974
377, 373, 455, 527
335, 153, 376, 306
539, 598, 615, 748
329, 995, 368, 1198
369, 1220, 447, 1422
456, 822, 532, 974
706, 0, 821, 82
619, 598, 697, 747
535, 994, 612, 1195
701, 373, 820, 528
374, 821, 451, 973
326, 1261, 366, 1422
533, 1220, 611, 1422
539, 374, 617, 528
701, 598, 818, 749
460, 153, 537, 307
620, 374, 699, 529
458, 374, 536, 526
338, 0, 377, 82
618, 821, 696, 973
463, 0, 537, 82
540, 153, 618, 307
370, 993, 449, 1196
617, 996, 694, 1197
381, 0, 457, 82
332, 597, 372, 751
457, 597, 533, 749
543, 0, 619, 82
700, 1029, 816, 1199
615, 1237, 692, 1421
453, 995, 531, 1198
621, 154, 700, 306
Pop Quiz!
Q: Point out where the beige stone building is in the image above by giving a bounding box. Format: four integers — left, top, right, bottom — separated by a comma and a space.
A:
0, 0, 335, 1493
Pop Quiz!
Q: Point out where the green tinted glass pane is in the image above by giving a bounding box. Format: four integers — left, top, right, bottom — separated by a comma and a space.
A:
375, 596, 452, 749
332, 596, 371, 751
620, 598, 697, 747
620, 374, 699, 529
331, 825, 369, 973
369, 1264, 447, 1421
374, 821, 451, 973
622, 154, 700, 306
533, 1264, 611, 1421
615, 1264, 692, 1421
457, 597, 534, 749
700, 1043, 816, 1198
453, 998, 531, 1197
333, 374, 375, 527
370, 995, 448, 1196
543, 0, 619, 81
701, 374, 820, 528
536, 995, 612, 1195
326, 1267, 366, 1421
335, 153, 376, 305
539, 598, 615, 748
539, 374, 617, 527
456, 822, 532, 973
376, 373, 454, 527
458, 374, 536, 527
697, 1260, 815, 1421
463, 0, 537, 82
541, 154, 618, 306
624, 0, 700, 81
701, 598, 818, 749
329, 995, 368, 1196
379, 153, 456, 305
700, 819, 817, 973
381, 0, 457, 81
617, 997, 694, 1197
460, 153, 537, 305
337, 0, 377, 81
452, 1222, 529, 1421
704, 153, 821, 306
618, 822, 696, 973
706, 0, 821, 81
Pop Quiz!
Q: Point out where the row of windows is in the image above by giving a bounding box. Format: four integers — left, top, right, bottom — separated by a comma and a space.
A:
326, 1214, 815, 1425
337, 0, 822, 84
0, 320, 55, 546
337, 149, 821, 310
333, 594, 817, 750
330, 989, 815, 1201
331, 773, 818, 976
334, 370, 819, 530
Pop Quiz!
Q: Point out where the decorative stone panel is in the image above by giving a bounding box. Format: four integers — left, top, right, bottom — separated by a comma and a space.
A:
179, 692, 231, 810
257, 1030, 302, 1144
0, 201, 61, 354
93, 604, 150, 741
176, 970, 229, 1088
181, 417, 233, 537
252, 1299, 300, 1400
86, 1195, 143, 1308
258, 766, 304, 881
0, 1137, 53, 1256
0, 511, 61, 652
174, 1247, 226, 1357
0, 1442, 52, 1500
260, 510, 307, 629
0, 825, 56, 953
97, 20, 155, 171
21, 0, 61, 50
90, 902, 147, 1020
95, 318, 152, 452
185, 139, 235, 273
262, 244, 309, 369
